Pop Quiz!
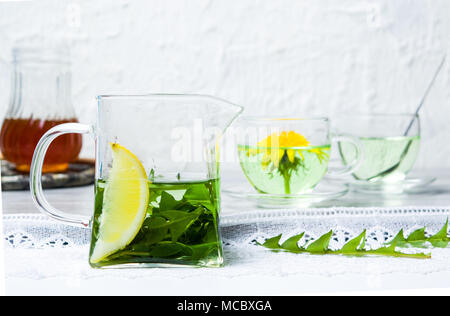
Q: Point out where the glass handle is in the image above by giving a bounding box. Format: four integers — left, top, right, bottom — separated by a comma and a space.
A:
327, 135, 364, 177
30, 123, 94, 228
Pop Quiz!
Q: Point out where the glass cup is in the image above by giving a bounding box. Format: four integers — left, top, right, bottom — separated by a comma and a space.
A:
333, 114, 421, 183
30, 94, 243, 268
236, 117, 364, 195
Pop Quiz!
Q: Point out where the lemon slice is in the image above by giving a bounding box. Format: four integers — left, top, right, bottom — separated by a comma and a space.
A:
90, 143, 149, 264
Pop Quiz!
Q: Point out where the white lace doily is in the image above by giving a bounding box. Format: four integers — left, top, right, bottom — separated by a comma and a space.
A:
4, 207, 450, 280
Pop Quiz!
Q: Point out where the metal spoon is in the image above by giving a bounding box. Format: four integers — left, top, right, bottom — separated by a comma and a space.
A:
366, 56, 447, 182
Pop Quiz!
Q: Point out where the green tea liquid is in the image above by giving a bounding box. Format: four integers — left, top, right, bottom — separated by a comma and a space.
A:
238, 144, 331, 195
90, 178, 224, 268
339, 136, 420, 182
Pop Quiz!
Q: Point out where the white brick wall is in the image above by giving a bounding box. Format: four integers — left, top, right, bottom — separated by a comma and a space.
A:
0, 0, 449, 169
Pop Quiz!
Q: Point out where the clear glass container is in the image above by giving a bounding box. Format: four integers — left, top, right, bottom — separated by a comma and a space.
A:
29, 94, 243, 268
235, 117, 364, 195
0, 45, 82, 173
333, 113, 421, 183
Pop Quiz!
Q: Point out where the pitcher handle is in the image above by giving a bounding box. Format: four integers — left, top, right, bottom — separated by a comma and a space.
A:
30, 123, 94, 228
327, 134, 364, 177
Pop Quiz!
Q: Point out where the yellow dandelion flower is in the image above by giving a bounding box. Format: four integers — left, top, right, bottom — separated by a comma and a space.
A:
255, 131, 310, 167
242, 130, 331, 195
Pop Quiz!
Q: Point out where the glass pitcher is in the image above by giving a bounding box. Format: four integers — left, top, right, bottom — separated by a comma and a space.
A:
0, 45, 82, 173
30, 94, 243, 268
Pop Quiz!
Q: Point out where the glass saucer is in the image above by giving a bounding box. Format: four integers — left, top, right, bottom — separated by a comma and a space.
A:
348, 176, 437, 194
222, 181, 350, 209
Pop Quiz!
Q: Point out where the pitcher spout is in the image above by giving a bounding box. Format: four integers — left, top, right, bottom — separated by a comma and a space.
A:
195, 94, 244, 134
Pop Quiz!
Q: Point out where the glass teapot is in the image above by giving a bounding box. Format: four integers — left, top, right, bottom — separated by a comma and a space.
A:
0, 45, 82, 173
30, 94, 243, 268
